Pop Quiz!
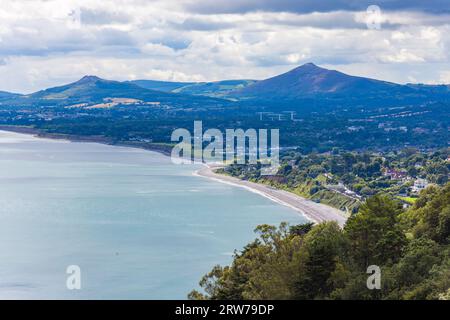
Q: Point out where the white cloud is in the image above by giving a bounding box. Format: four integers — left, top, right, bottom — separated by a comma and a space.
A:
380, 48, 425, 63
439, 71, 450, 84
141, 43, 177, 56
0, 0, 449, 92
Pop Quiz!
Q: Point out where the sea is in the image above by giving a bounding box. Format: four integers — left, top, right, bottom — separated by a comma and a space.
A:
0, 130, 305, 299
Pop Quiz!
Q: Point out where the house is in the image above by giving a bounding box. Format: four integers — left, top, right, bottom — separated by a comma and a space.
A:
412, 178, 429, 193
288, 160, 297, 167
384, 169, 407, 180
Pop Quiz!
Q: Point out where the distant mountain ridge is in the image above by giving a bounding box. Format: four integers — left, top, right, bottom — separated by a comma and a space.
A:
233, 63, 421, 100
28, 75, 164, 101
129, 79, 256, 98
0, 63, 449, 108
127, 80, 195, 92
2, 75, 225, 107
129, 63, 449, 102
0, 90, 22, 101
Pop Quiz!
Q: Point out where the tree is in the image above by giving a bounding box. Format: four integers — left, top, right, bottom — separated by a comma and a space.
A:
406, 184, 450, 244
344, 195, 406, 269
383, 238, 441, 299
289, 222, 314, 236
190, 184, 450, 300
293, 222, 348, 299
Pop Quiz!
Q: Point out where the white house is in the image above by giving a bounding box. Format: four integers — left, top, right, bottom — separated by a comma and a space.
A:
412, 178, 429, 193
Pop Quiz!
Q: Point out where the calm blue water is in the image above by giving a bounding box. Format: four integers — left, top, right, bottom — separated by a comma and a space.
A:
0, 131, 305, 299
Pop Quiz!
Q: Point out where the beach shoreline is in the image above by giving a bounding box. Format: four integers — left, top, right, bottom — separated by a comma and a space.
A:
0, 126, 348, 226
194, 165, 349, 227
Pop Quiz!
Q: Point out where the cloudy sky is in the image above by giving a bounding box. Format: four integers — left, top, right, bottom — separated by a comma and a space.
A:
0, 0, 449, 93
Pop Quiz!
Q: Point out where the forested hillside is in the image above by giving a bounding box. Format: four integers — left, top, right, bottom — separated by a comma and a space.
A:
189, 183, 450, 300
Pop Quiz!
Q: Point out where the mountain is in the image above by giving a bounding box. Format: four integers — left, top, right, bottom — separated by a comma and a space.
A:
172, 80, 256, 98
131, 79, 256, 98
0, 91, 22, 101
406, 83, 450, 95
4, 76, 226, 107
28, 75, 178, 102
232, 63, 421, 101
127, 80, 194, 92
1, 65, 449, 109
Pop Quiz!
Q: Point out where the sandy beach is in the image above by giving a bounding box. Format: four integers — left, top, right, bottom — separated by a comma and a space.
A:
195, 165, 349, 227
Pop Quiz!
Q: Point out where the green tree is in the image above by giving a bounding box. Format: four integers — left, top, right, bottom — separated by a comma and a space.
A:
344, 195, 406, 269
293, 222, 348, 299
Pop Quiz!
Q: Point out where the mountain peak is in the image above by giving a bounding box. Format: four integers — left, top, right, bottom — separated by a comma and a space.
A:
77, 75, 103, 84
300, 62, 318, 68
291, 62, 326, 73
235, 62, 408, 99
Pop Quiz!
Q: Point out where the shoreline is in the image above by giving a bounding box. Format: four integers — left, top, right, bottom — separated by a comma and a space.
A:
195, 165, 348, 227
0, 125, 173, 156
0, 126, 348, 226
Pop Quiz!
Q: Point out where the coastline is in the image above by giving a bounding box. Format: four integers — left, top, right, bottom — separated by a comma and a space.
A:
195, 165, 349, 227
0, 125, 173, 156
0, 125, 348, 226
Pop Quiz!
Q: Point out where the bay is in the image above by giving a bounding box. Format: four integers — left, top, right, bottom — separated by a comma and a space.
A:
0, 130, 305, 299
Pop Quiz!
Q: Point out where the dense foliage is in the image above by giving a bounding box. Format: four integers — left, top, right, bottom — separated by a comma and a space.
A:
189, 183, 450, 300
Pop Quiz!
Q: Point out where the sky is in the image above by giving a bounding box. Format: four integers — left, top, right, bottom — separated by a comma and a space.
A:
0, 0, 449, 93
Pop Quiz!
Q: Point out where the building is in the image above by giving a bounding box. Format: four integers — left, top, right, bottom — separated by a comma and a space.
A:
412, 178, 429, 193
384, 169, 407, 180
